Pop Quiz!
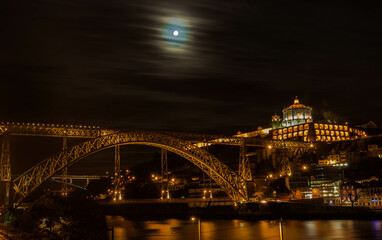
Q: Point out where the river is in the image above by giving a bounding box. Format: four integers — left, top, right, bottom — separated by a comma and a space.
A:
106, 216, 382, 239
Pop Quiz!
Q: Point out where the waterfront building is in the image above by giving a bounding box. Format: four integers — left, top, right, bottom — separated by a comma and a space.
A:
341, 180, 382, 208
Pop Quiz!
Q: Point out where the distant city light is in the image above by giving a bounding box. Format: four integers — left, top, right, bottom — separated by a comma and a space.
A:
173, 30, 179, 36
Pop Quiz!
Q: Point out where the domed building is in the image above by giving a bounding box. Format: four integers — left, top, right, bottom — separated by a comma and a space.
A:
270, 97, 365, 142
280, 96, 312, 128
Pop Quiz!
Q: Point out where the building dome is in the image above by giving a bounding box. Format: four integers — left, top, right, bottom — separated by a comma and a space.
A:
281, 97, 312, 128
283, 96, 310, 110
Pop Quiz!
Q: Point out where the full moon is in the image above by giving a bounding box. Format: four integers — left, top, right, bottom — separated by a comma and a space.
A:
173, 30, 179, 36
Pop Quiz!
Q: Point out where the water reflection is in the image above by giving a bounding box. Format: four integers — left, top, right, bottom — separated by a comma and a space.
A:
106, 216, 382, 240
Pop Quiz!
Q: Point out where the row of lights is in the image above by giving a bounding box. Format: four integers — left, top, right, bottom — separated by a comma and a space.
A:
1, 122, 101, 129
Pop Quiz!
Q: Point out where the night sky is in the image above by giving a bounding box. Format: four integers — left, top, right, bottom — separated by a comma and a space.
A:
1, 1, 381, 134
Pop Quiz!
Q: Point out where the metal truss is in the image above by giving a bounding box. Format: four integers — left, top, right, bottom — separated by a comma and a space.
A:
161, 149, 169, 199
115, 145, 120, 176
0, 122, 311, 149
0, 134, 11, 181
239, 145, 252, 181
0, 122, 114, 138
12, 131, 248, 204
62, 137, 68, 196
194, 136, 313, 149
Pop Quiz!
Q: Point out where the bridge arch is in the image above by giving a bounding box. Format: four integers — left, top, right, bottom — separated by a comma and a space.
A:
12, 131, 247, 203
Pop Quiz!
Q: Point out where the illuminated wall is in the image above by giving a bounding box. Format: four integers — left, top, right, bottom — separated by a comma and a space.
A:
272, 122, 366, 142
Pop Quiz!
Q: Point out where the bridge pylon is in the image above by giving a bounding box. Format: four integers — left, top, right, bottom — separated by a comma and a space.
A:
161, 149, 169, 199
62, 137, 68, 196
239, 144, 252, 181
114, 145, 121, 200
0, 134, 12, 207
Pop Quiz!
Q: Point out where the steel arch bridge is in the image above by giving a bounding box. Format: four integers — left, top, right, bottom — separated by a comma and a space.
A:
12, 131, 248, 204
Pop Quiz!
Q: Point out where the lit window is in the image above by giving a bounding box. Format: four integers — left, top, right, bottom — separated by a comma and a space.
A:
304, 124, 309, 130
314, 123, 318, 129
339, 125, 343, 131
304, 130, 308, 136
299, 125, 304, 131
319, 124, 323, 129
321, 130, 325, 135
288, 127, 292, 133
336, 131, 339, 136
316, 130, 320, 135
326, 130, 330, 135
299, 131, 303, 136
288, 133, 292, 138
278, 129, 282, 134
344, 126, 348, 131
334, 125, 338, 130
340, 131, 344, 136
293, 126, 298, 132
331, 131, 334, 136
293, 132, 298, 137
329, 125, 333, 130
324, 124, 328, 130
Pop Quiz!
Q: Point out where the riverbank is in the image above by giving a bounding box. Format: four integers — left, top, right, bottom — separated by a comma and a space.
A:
100, 201, 382, 220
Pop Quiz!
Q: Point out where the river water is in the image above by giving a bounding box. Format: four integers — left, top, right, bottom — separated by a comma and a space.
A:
106, 216, 382, 240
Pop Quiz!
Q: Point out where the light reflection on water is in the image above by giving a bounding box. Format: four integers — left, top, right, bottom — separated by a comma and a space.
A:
106, 216, 382, 240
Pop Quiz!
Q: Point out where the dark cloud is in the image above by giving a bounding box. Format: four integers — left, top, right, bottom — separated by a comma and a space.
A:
0, 0, 381, 134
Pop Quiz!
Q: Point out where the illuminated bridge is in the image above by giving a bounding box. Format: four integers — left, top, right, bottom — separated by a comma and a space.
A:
0, 122, 313, 206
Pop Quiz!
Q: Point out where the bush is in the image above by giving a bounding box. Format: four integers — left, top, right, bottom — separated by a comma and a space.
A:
19, 193, 107, 239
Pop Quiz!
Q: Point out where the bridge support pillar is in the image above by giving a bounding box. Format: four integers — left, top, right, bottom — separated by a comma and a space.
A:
0, 134, 12, 207
115, 145, 120, 176
239, 144, 252, 181
62, 137, 68, 197
161, 149, 169, 199
114, 145, 121, 200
